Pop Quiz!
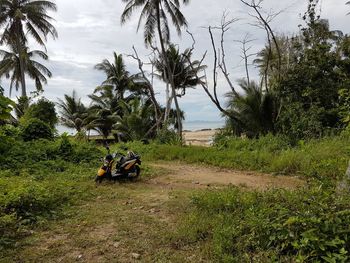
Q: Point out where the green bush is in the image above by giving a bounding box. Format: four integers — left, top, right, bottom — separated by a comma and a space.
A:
0, 137, 102, 170
0, 125, 21, 138
57, 134, 73, 160
21, 118, 53, 141
0, 137, 102, 248
21, 98, 58, 129
175, 186, 350, 262
155, 128, 182, 145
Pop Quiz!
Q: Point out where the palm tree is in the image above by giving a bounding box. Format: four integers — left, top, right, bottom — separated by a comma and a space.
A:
95, 53, 132, 100
113, 97, 155, 141
88, 85, 123, 139
121, 0, 190, 138
57, 91, 88, 133
0, 46, 52, 96
153, 44, 205, 122
225, 79, 277, 137
87, 108, 118, 140
0, 0, 57, 97
89, 85, 122, 115
254, 36, 295, 91
121, 0, 189, 46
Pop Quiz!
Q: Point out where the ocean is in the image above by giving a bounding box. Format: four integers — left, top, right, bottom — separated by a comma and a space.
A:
183, 121, 225, 131
56, 120, 225, 135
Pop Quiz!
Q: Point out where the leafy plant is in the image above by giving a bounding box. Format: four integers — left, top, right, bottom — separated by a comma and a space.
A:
0, 95, 14, 123
21, 118, 53, 141
21, 98, 58, 129
174, 186, 350, 262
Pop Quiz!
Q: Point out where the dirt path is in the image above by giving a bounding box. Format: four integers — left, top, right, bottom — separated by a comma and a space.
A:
2, 162, 303, 263
149, 162, 303, 190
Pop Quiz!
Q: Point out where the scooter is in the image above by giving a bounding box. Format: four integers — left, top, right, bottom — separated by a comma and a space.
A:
95, 147, 141, 183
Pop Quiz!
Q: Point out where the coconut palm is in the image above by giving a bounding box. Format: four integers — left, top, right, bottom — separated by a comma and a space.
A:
121, 0, 189, 46
225, 79, 277, 137
113, 97, 155, 141
0, 46, 52, 96
153, 44, 205, 122
121, 0, 190, 137
95, 53, 133, 100
89, 85, 122, 115
254, 36, 296, 91
57, 91, 88, 133
0, 0, 57, 97
88, 84, 125, 139
87, 108, 118, 139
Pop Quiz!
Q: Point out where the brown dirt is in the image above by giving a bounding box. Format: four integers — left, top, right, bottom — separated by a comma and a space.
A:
149, 162, 304, 190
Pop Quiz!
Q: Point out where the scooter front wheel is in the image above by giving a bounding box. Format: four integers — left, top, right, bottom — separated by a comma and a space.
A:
135, 166, 141, 178
130, 166, 141, 181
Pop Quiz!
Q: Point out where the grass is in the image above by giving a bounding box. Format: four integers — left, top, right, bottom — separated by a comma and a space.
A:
0, 171, 207, 262
0, 135, 207, 262
119, 134, 350, 182
1, 132, 349, 262
172, 185, 350, 262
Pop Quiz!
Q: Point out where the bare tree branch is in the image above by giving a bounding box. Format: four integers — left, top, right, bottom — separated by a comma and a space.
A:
234, 33, 256, 86
127, 46, 162, 130
240, 0, 283, 85
184, 30, 240, 122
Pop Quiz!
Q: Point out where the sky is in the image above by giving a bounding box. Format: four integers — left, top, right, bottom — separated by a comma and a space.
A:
1, 0, 349, 122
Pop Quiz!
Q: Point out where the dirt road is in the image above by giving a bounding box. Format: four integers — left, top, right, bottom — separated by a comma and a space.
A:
149, 162, 303, 190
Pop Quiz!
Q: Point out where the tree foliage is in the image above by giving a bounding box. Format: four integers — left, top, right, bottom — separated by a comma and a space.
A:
0, 0, 57, 97
22, 98, 58, 129
57, 91, 88, 133
0, 94, 14, 123
225, 80, 276, 138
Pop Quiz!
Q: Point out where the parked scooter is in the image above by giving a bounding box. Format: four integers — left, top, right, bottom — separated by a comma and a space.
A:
95, 146, 141, 183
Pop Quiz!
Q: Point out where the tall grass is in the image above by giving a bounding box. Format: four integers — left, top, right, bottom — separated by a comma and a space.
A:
173, 186, 350, 262
119, 134, 350, 181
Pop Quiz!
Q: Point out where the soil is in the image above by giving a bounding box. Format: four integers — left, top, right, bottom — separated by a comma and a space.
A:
149, 162, 304, 190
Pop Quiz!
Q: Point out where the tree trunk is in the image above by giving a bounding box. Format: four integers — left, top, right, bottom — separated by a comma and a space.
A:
164, 83, 173, 123
16, 37, 27, 98
156, 5, 183, 140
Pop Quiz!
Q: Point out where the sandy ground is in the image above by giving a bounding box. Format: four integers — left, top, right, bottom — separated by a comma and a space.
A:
150, 162, 304, 190
183, 129, 217, 146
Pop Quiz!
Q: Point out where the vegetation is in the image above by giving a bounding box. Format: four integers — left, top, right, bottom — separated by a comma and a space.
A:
117, 134, 349, 182
0, 0, 349, 262
175, 186, 350, 262
0, 131, 102, 247
0, 0, 57, 98
56, 91, 88, 133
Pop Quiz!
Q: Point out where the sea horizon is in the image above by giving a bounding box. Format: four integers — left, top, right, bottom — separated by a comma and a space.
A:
56, 120, 225, 135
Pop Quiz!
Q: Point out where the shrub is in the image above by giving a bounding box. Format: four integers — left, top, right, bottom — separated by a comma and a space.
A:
175, 186, 350, 262
21, 98, 58, 129
0, 125, 21, 138
57, 134, 73, 160
155, 128, 182, 145
21, 118, 53, 141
